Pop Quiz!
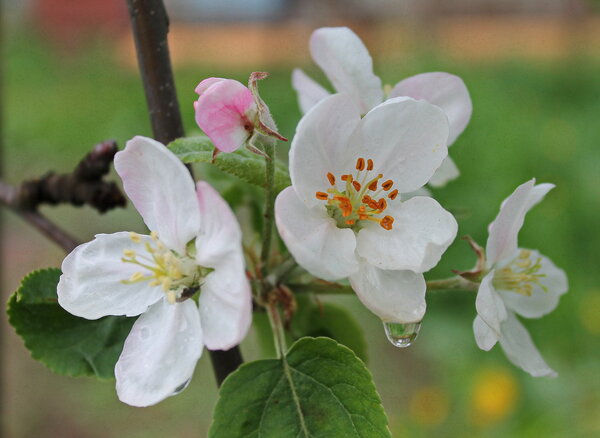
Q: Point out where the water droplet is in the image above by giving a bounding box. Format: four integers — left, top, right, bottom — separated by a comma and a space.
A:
383, 321, 422, 348
140, 327, 150, 340
172, 378, 191, 395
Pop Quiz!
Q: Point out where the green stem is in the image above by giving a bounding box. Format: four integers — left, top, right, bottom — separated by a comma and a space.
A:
289, 276, 479, 295
260, 137, 276, 272
267, 301, 287, 358
426, 276, 479, 292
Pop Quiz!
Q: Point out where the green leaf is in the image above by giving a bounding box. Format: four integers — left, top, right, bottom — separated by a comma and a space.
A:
168, 136, 291, 194
290, 295, 368, 363
7, 268, 135, 379
210, 337, 390, 438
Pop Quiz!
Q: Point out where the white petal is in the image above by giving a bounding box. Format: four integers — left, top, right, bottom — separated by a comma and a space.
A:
428, 156, 460, 188
498, 312, 557, 377
475, 271, 507, 336
349, 260, 426, 323
473, 315, 498, 351
310, 27, 383, 114
194, 181, 243, 268
114, 136, 201, 254
199, 254, 252, 351
291, 68, 331, 114
348, 97, 449, 194
289, 94, 362, 208
275, 187, 358, 281
497, 251, 568, 319
389, 72, 472, 145
486, 180, 554, 265
115, 299, 204, 407
356, 196, 457, 272
57, 232, 163, 319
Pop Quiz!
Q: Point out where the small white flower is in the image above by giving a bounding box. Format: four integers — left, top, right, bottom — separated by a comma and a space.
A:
474, 179, 568, 377
57, 136, 252, 406
275, 94, 457, 324
292, 26, 472, 187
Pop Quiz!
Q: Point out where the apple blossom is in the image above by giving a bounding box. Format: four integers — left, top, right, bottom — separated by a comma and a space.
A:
57, 136, 251, 406
194, 78, 258, 153
292, 26, 472, 187
473, 179, 568, 377
275, 93, 457, 326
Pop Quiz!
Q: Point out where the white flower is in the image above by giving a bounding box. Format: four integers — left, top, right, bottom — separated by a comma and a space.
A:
57, 136, 252, 406
275, 94, 457, 324
473, 179, 568, 377
292, 26, 472, 187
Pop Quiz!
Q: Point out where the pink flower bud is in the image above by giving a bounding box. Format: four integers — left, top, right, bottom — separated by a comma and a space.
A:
194, 78, 257, 153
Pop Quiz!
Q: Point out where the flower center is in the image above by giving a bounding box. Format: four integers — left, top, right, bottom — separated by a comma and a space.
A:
315, 157, 398, 231
120, 232, 211, 304
493, 250, 547, 296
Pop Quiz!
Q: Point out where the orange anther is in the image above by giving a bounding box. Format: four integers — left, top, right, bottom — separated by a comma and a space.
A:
382, 180, 393, 191
352, 181, 362, 192
316, 192, 329, 200
341, 174, 353, 182
367, 159, 374, 171
356, 157, 365, 171
368, 180, 378, 191
358, 205, 366, 213
327, 172, 336, 186
359, 214, 369, 220
378, 198, 387, 211
380, 215, 394, 230
345, 219, 355, 225
388, 189, 399, 200
362, 195, 371, 204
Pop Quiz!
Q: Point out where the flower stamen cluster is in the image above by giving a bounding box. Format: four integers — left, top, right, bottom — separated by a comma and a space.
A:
492, 250, 547, 297
120, 232, 208, 304
315, 157, 397, 230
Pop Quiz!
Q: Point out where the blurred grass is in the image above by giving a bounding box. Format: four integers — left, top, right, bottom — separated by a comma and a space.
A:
4, 29, 600, 438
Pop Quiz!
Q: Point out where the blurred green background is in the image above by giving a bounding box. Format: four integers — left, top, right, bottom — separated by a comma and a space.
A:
2, 2, 600, 437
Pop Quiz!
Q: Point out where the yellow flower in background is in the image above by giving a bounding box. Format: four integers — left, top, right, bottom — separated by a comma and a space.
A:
409, 386, 450, 426
470, 367, 519, 426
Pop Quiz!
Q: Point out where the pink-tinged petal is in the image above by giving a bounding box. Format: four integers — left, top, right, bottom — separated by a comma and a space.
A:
57, 232, 163, 319
289, 94, 362, 208
194, 79, 256, 153
199, 253, 252, 351
275, 187, 358, 281
115, 299, 203, 407
310, 27, 383, 114
194, 181, 242, 268
114, 136, 200, 254
486, 180, 554, 266
475, 271, 507, 336
195, 77, 226, 96
473, 315, 499, 351
389, 72, 472, 145
348, 97, 449, 194
497, 250, 568, 319
356, 196, 457, 273
498, 312, 557, 377
291, 68, 331, 114
428, 156, 460, 188
349, 260, 426, 323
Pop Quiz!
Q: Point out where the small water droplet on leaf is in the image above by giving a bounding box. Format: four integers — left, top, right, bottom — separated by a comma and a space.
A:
383, 321, 421, 348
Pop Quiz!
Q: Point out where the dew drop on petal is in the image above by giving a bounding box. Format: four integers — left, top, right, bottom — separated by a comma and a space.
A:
383, 321, 422, 348
140, 327, 151, 340
172, 378, 191, 395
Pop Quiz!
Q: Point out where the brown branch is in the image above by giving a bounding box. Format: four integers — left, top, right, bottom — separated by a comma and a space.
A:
125, 0, 243, 386
14, 140, 126, 213
0, 181, 80, 253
